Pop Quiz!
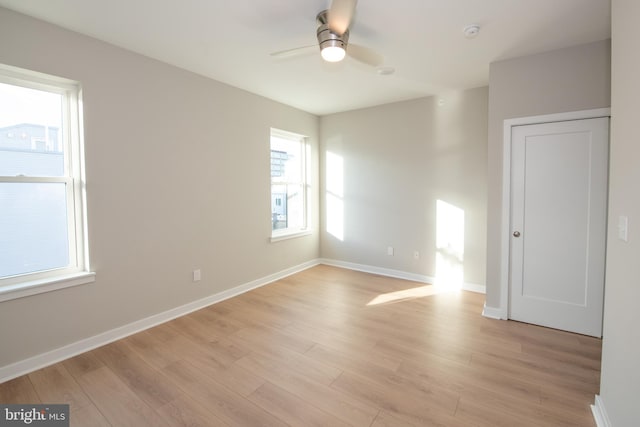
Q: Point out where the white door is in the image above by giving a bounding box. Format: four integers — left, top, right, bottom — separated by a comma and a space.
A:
509, 117, 609, 337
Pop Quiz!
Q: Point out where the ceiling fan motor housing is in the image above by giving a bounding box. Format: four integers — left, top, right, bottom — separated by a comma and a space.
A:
316, 10, 349, 52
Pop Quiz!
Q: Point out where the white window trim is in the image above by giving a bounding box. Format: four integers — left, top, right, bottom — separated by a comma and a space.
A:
270, 128, 311, 242
270, 228, 313, 243
0, 64, 93, 301
0, 272, 95, 303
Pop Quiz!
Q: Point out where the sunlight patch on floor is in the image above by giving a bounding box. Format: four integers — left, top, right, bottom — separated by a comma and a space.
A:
366, 283, 457, 306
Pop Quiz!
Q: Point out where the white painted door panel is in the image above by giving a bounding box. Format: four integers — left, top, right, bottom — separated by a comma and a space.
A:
510, 117, 608, 337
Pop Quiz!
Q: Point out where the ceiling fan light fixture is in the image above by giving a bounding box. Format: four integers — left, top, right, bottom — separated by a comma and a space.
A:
317, 9, 349, 63
321, 45, 346, 62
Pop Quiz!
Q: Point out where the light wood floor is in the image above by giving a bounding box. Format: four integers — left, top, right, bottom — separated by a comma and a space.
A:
0, 265, 601, 426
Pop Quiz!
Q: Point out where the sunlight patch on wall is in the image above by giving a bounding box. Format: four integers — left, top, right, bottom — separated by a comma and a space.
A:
367, 200, 466, 306
326, 151, 344, 241
435, 199, 465, 290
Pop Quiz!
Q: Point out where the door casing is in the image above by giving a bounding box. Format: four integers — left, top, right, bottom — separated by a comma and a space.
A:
496, 108, 611, 320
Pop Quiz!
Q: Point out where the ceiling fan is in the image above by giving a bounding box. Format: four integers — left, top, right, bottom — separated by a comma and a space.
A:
270, 0, 384, 67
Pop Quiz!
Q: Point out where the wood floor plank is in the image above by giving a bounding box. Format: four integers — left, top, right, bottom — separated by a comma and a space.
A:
76, 366, 170, 427
304, 342, 398, 379
539, 390, 599, 426
92, 341, 180, 409
189, 306, 247, 335
234, 345, 342, 388
216, 297, 295, 329
161, 359, 286, 427
521, 341, 601, 371
228, 324, 316, 356
0, 265, 601, 426
377, 334, 473, 365
165, 314, 224, 342
236, 352, 378, 427
62, 350, 105, 380
28, 364, 92, 411
158, 395, 229, 427
397, 355, 542, 413
370, 410, 466, 427
248, 381, 352, 427
120, 330, 186, 370
470, 350, 600, 392
331, 370, 460, 427
0, 375, 40, 403
69, 404, 111, 427
203, 336, 253, 366
183, 352, 264, 397
454, 397, 540, 427
281, 321, 389, 366
427, 325, 524, 354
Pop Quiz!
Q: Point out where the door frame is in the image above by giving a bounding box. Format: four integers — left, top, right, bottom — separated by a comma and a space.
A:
496, 108, 611, 320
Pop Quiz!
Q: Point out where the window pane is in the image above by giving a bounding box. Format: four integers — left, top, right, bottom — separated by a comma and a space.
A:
0, 182, 70, 278
271, 184, 287, 230
271, 136, 302, 183
271, 132, 306, 233
284, 183, 304, 229
0, 83, 64, 177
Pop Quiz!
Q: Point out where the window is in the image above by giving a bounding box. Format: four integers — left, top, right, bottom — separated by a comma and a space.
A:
0, 64, 93, 301
270, 129, 309, 240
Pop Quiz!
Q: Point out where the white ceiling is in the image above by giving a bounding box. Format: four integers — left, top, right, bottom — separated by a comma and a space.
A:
0, 0, 611, 115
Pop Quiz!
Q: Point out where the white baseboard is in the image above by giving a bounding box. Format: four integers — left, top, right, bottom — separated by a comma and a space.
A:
591, 395, 612, 427
482, 303, 504, 320
0, 259, 319, 383
319, 258, 486, 294
462, 282, 486, 294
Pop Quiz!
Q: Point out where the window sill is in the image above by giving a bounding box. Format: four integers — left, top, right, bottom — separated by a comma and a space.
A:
0, 271, 96, 303
270, 229, 313, 243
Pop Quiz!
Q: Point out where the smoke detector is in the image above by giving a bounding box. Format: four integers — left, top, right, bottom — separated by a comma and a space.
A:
463, 24, 480, 39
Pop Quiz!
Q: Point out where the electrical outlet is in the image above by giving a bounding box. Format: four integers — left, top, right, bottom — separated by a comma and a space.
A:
387, 246, 394, 256
193, 269, 201, 282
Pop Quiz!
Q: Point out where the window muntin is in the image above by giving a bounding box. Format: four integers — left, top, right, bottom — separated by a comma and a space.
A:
270, 129, 308, 238
0, 65, 89, 291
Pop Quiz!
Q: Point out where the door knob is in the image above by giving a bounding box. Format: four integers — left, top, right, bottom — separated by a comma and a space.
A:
513, 231, 521, 237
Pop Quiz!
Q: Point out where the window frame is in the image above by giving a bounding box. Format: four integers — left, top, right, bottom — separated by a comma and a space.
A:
270, 128, 311, 242
0, 64, 94, 302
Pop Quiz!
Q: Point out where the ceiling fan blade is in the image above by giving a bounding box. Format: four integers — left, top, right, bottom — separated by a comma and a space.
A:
347, 43, 384, 67
270, 45, 318, 58
328, 0, 357, 35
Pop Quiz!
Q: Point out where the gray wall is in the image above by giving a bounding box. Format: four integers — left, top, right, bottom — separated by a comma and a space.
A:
599, 1, 640, 424
320, 87, 488, 287
0, 8, 319, 367
485, 40, 611, 310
